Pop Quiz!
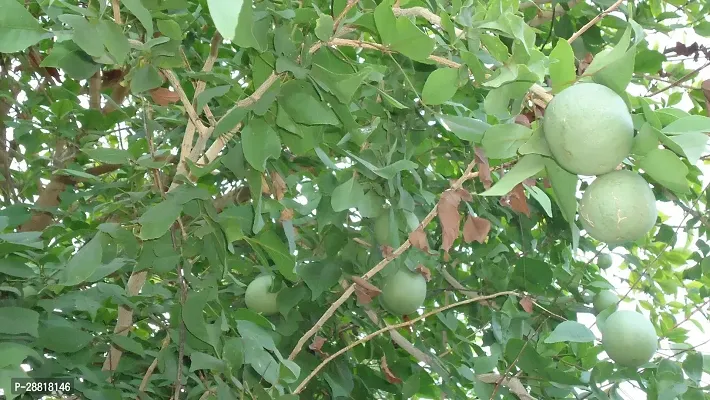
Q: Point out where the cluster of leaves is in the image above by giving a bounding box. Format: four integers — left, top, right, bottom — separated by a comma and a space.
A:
0, 0, 709, 399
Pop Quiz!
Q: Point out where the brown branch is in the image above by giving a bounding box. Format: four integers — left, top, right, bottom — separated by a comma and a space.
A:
479, 374, 536, 400
333, 0, 359, 33
567, 0, 625, 44
288, 159, 481, 360
89, 71, 102, 110
646, 61, 710, 97
111, 0, 121, 23
136, 334, 170, 397
528, 0, 581, 27
490, 319, 547, 399
293, 291, 518, 393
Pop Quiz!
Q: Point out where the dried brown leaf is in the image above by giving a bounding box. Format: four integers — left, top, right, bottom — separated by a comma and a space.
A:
519, 296, 534, 313
280, 208, 294, 222
507, 184, 530, 217
351, 276, 382, 296
354, 285, 375, 304
463, 215, 491, 244
149, 87, 179, 106
380, 356, 403, 384
455, 188, 472, 202
702, 80, 710, 116
543, 178, 552, 189
271, 171, 287, 200
578, 53, 593, 75
261, 174, 271, 194
523, 178, 537, 186
474, 147, 492, 189
437, 190, 464, 253
309, 336, 327, 354
514, 114, 531, 127
408, 229, 429, 252
415, 265, 431, 282
381, 245, 394, 258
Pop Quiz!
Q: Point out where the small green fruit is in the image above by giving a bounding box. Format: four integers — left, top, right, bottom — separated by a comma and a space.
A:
593, 290, 619, 313
244, 275, 279, 316
581, 290, 594, 304
381, 269, 427, 316
579, 170, 657, 244
601, 310, 658, 368
597, 253, 613, 269
542, 83, 634, 176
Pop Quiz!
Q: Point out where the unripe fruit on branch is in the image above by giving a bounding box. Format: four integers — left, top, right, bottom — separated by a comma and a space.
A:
543, 83, 634, 176
380, 269, 427, 316
245, 275, 280, 316
601, 310, 658, 368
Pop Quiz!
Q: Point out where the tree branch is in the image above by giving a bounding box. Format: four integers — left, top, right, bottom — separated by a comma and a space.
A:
288, 160, 482, 360
293, 291, 518, 393
567, 0, 625, 44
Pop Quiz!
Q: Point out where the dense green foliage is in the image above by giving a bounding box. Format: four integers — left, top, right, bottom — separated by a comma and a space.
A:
0, 0, 709, 399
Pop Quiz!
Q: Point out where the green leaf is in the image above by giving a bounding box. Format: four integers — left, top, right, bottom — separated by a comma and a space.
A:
207, 0, 244, 41
374, 160, 417, 180
190, 352, 226, 372
422, 68, 459, 105
310, 64, 371, 104
315, 14, 334, 41
222, 337, 244, 371
157, 19, 182, 40
544, 321, 596, 343
0, 343, 41, 369
549, 38, 576, 93
121, 0, 154, 38
374, 2, 434, 61
60, 233, 104, 286
512, 257, 553, 295
526, 184, 553, 217
518, 128, 551, 156
682, 352, 703, 384
331, 176, 365, 212
480, 154, 545, 196
131, 65, 163, 93
297, 261, 342, 300
0, 0, 49, 53
665, 133, 709, 164
436, 114, 490, 143
481, 123, 533, 159
110, 334, 145, 356
661, 115, 710, 135
632, 122, 660, 156
183, 291, 211, 346
37, 324, 93, 353
138, 198, 183, 240
279, 83, 340, 126
253, 229, 297, 282
0, 307, 39, 337
98, 20, 130, 64
196, 85, 231, 114
639, 148, 690, 194
544, 159, 577, 223
58, 15, 106, 58
81, 148, 133, 164
241, 118, 281, 172
41, 42, 99, 80
585, 27, 631, 77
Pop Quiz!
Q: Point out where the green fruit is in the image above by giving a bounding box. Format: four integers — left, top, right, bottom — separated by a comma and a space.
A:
593, 290, 619, 313
244, 275, 279, 316
581, 290, 594, 304
597, 253, 613, 269
601, 310, 658, 368
374, 212, 392, 245
579, 170, 657, 244
543, 83, 634, 176
381, 269, 427, 315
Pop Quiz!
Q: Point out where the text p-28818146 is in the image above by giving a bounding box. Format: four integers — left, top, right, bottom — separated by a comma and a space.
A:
11, 378, 74, 395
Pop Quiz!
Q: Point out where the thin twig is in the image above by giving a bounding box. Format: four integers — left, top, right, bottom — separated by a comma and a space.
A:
333, 0, 359, 33
137, 335, 171, 397
490, 319, 548, 399
293, 291, 519, 393
111, 0, 121, 23
567, 0, 625, 44
646, 61, 710, 97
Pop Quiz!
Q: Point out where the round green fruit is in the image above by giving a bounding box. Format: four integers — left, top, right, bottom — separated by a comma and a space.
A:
601, 310, 658, 368
581, 290, 594, 304
597, 253, 613, 269
381, 269, 427, 316
579, 170, 657, 244
593, 290, 619, 313
244, 275, 279, 316
542, 83, 634, 176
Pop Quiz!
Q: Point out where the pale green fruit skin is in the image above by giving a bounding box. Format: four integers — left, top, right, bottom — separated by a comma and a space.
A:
543, 83, 634, 176
244, 275, 279, 316
579, 170, 657, 244
597, 253, 613, 269
593, 290, 619, 313
381, 269, 427, 316
602, 310, 658, 368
